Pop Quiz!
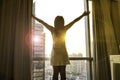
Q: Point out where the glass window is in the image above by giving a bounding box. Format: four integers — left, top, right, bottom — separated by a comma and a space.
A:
32, 0, 93, 80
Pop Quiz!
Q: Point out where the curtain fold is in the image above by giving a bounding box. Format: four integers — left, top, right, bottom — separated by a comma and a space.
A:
111, 0, 120, 52
92, 0, 119, 80
0, 0, 32, 80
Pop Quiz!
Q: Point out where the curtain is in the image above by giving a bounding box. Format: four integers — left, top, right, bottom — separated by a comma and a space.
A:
0, 0, 32, 80
92, 0, 120, 80
111, 0, 120, 52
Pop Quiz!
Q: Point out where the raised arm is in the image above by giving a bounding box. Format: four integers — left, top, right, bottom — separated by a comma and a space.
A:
65, 11, 90, 30
32, 14, 54, 31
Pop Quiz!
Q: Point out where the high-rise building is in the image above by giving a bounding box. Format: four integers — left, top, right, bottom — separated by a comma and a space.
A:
32, 22, 45, 80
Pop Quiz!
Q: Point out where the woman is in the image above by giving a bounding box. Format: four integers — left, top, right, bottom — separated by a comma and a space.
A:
32, 11, 90, 80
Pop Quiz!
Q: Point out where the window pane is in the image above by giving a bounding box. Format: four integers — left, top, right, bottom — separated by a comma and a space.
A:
32, 0, 93, 80
34, 0, 87, 57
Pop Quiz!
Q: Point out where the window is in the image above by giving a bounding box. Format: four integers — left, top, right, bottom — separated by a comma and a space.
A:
32, 0, 93, 80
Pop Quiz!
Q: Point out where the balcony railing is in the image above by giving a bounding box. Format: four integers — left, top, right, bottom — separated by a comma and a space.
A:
32, 57, 93, 80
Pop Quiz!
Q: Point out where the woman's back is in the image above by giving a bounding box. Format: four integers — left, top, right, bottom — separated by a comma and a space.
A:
50, 28, 70, 66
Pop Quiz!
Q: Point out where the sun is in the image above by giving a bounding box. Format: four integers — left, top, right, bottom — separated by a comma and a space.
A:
33, 35, 41, 43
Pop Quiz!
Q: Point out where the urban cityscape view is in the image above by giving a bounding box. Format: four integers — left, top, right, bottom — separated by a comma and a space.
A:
45, 54, 89, 80
32, 53, 89, 80
32, 23, 90, 80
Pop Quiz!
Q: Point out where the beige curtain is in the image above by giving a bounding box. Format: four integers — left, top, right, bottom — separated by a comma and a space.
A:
0, 0, 32, 80
111, 0, 120, 51
92, 0, 120, 80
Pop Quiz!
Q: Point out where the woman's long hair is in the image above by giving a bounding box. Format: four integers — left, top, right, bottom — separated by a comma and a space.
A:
54, 16, 64, 29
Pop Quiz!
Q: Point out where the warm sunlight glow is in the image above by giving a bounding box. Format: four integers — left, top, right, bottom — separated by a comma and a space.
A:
34, 0, 87, 57
33, 35, 40, 43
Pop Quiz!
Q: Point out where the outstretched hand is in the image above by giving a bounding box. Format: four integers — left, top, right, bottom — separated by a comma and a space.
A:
83, 11, 90, 16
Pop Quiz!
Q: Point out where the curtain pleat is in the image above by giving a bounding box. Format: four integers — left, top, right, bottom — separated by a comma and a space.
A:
111, 1, 120, 51
0, 0, 32, 80
92, 0, 119, 80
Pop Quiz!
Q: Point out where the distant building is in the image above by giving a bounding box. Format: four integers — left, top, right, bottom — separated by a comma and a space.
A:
32, 23, 45, 80
32, 23, 45, 58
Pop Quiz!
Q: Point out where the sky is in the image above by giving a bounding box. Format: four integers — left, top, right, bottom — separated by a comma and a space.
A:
34, 0, 89, 57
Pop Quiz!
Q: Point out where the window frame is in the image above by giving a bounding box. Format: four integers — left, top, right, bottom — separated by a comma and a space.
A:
32, 0, 93, 80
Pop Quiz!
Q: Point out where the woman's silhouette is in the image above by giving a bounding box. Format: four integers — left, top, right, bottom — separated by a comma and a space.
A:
32, 11, 90, 80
